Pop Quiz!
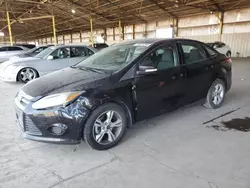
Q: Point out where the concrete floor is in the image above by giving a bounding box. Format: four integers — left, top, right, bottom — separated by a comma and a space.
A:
1, 58, 250, 188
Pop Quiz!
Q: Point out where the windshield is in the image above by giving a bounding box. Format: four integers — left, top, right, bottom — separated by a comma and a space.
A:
35, 46, 56, 58
75, 43, 151, 71
24, 47, 38, 54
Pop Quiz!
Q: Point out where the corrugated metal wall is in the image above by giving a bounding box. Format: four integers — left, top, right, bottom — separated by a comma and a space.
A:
183, 33, 250, 57
28, 8, 250, 57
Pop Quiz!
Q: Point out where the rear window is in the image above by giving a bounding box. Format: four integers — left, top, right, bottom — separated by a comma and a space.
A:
8, 47, 23, 51
202, 44, 217, 57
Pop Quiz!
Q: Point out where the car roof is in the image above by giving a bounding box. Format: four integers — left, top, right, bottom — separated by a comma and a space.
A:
0, 45, 27, 49
117, 38, 205, 45
53, 44, 91, 48
47, 44, 98, 53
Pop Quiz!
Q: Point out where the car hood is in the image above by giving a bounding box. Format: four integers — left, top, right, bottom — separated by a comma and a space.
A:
11, 53, 32, 59
0, 57, 41, 70
21, 67, 111, 97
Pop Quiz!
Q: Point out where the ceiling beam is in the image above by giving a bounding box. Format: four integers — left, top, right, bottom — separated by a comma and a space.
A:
66, 0, 112, 21
209, 0, 224, 12
148, 0, 177, 18
104, 0, 148, 23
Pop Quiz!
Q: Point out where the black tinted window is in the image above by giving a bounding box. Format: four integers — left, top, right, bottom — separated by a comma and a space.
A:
141, 44, 178, 70
34, 47, 46, 53
71, 47, 89, 57
180, 43, 206, 64
0, 47, 8, 51
93, 43, 108, 50
8, 47, 23, 51
50, 47, 70, 59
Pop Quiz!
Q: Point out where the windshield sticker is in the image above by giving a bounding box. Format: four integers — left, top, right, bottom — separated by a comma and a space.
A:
133, 43, 152, 47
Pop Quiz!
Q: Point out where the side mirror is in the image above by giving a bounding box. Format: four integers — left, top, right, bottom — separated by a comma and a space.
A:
213, 45, 218, 49
47, 55, 54, 60
136, 65, 157, 75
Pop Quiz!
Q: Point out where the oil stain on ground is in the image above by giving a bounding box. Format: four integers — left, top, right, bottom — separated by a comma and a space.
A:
209, 117, 250, 132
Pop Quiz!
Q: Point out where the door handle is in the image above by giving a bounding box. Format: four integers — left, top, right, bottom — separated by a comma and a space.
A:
206, 65, 214, 70
172, 76, 177, 80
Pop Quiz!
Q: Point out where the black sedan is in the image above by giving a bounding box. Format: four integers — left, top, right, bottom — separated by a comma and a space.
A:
15, 39, 232, 150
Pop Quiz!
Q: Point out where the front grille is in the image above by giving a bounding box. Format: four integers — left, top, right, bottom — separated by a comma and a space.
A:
24, 116, 42, 136
15, 91, 42, 136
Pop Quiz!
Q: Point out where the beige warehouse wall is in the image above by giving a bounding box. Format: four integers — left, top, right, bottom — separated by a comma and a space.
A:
30, 7, 250, 57
179, 8, 250, 57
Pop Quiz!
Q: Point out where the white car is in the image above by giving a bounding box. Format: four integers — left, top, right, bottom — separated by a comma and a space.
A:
207, 42, 231, 57
0, 45, 97, 83
0, 46, 29, 63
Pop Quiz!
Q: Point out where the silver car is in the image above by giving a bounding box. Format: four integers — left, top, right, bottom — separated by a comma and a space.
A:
0, 45, 97, 83
0, 46, 29, 63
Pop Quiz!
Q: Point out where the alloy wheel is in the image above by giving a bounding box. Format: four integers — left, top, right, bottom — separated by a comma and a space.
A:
20, 68, 37, 82
212, 83, 225, 105
92, 110, 123, 145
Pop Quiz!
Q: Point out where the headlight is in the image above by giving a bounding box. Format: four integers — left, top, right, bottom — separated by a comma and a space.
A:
32, 91, 82, 110
4, 65, 19, 74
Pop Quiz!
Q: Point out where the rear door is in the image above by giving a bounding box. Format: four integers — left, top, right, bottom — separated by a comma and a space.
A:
69, 46, 94, 66
177, 41, 215, 104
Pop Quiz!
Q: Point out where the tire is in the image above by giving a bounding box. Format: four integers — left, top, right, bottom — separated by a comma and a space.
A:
226, 51, 231, 58
18, 67, 39, 83
83, 103, 127, 150
204, 79, 226, 109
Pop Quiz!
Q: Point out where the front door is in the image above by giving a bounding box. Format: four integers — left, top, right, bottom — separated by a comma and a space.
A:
42, 47, 71, 74
177, 41, 215, 104
134, 43, 186, 121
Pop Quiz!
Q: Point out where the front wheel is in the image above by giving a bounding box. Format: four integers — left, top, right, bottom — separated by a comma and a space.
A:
83, 103, 127, 150
18, 68, 38, 83
204, 79, 226, 109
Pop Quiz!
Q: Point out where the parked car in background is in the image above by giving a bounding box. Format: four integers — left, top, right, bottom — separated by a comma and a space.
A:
0, 45, 97, 83
0, 46, 29, 63
14, 39, 232, 150
17, 44, 36, 49
207, 42, 231, 57
92, 43, 109, 50
12, 45, 53, 59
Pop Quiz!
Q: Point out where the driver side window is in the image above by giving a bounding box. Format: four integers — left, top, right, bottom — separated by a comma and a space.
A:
50, 47, 70, 59
140, 44, 178, 70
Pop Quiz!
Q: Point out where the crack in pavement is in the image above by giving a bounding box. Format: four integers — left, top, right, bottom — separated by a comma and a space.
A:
15, 142, 65, 183
203, 108, 241, 125
14, 142, 118, 188
48, 155, 119, 188
140, 144, 220, 188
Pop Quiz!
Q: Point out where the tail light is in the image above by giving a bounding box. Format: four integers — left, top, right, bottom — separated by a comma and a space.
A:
226, 57, 232, 63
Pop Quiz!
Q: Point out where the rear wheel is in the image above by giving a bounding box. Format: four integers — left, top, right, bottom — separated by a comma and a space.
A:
83, 103, 127, 150
204, 79, 226, 109
18, 68, 38, 83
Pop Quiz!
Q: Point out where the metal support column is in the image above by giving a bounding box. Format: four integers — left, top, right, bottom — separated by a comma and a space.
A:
119, 20, 121, 41
6, 11, 13, 46
52, 16, 57, 46
113, 27, 115, 41
132, 24, 135, 39
216, 12, 224, 42
219, 12, 224, 42
90, 16, 94, 47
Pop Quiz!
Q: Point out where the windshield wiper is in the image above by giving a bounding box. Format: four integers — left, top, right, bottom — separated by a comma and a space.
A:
70, 66, 104, 74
